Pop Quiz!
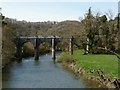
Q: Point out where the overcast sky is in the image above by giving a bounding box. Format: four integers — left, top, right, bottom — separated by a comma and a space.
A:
0, 1, 119, 22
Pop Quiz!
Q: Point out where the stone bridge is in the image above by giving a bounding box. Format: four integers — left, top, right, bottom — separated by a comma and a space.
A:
13, 36, 74, 62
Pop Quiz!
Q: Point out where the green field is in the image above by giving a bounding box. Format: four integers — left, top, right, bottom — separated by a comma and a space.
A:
59, 50, 119, 79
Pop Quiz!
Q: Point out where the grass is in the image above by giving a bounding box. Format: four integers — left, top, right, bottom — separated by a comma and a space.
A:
59, 50, 119, 79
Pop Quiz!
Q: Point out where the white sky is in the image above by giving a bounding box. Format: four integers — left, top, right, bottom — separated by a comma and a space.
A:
0, 0, 119, 22
0, 0, 119, 2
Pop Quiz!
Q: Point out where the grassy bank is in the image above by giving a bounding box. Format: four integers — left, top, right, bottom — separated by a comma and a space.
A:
59, 50, 119, 83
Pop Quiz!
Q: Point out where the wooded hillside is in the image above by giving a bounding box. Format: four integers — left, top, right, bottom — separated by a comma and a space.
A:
1, 8, 120, 66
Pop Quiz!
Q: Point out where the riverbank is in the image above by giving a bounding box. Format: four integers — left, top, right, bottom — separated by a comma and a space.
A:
58, 50, 119, 88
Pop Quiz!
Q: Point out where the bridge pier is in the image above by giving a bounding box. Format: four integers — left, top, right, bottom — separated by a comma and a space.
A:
15, 38, 22, 61
34, 47, 39, 60
52, 36, 56, 62
16, 45, 22, 61
69, 36, 73, 55
34, 38, 39, 60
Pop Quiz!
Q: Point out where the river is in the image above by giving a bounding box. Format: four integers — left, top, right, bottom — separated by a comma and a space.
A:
2, 52, 101, 88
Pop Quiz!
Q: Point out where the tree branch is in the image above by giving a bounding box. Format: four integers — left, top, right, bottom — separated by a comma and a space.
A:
97, 47, 120, 60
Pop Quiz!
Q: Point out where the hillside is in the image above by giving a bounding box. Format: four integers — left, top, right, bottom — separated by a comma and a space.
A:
46, 20, 86, 38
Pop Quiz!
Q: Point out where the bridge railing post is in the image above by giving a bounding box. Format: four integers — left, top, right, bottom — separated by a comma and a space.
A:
69, 36, 73, 55
52, 36, 56, 62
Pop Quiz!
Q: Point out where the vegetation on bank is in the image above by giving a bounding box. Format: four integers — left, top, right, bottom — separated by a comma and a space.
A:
58, 50, 119, 80
2, 21, 16, 66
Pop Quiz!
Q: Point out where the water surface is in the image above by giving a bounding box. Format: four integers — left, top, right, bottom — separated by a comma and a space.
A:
2, 53, 101, 88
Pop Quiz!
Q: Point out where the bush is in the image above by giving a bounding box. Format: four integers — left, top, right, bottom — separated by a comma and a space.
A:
22, 43, 34, 57
39, 43, 51, 55
58, 52, 74, 63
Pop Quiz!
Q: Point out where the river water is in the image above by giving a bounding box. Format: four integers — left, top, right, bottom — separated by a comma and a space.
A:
2, 52, 101, 88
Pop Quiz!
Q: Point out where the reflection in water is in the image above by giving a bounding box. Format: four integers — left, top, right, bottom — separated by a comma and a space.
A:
34, 60, 40, 66
2, 52, 101, 88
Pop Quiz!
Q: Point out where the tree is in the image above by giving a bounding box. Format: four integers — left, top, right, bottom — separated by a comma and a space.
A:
82, 7, 96, 53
